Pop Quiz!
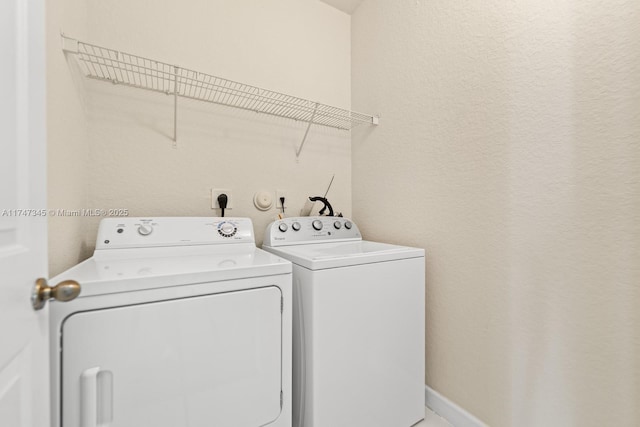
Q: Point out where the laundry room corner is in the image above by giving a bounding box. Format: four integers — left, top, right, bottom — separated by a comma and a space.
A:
47, 0, 355, 276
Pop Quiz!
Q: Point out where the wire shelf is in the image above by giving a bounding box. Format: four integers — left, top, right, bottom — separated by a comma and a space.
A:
62, 36, 378, 133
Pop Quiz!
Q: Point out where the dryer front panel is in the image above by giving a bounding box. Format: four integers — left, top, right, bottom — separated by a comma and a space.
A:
61, 286, 283, 427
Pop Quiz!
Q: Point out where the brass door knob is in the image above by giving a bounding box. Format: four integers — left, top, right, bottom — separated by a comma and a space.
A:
32, 278, 81, 310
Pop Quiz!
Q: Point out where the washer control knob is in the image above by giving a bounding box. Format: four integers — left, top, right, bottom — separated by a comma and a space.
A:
333, 221, 342, 230
344, 221, 353, 230
292, 222, 301, 231
278, 223, 288, 232
137, 224, 153, 236
312, 220, 323, 231
219, 222, 236, 236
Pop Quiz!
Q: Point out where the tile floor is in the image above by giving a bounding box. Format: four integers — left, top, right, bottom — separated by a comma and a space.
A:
414, 407, 452, 427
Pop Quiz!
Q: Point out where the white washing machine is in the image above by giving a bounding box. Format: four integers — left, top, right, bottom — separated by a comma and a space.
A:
50, 217, 292, 427
263, 217, 425, 427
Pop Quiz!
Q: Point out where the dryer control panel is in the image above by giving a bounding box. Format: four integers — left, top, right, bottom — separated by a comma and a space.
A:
264, 216, 361, 247
95, 217, 255, 249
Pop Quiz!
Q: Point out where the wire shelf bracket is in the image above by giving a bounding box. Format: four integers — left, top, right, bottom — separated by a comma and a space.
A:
61, 35, 379, 155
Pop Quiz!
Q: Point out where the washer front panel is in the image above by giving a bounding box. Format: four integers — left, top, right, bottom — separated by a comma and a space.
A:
293, 258, 425, 427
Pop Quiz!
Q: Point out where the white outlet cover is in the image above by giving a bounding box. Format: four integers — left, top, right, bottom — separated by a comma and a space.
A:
276, 190, 287, 209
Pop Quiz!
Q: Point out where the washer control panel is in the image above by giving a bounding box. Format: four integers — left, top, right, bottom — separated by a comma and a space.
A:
96, 217, 254, 249
264, 216, 361, 247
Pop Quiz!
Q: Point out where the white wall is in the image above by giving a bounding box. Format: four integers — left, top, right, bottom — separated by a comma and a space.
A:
47, 0, 89, 275
352, 1, 640, 426
48, 0, 352, 275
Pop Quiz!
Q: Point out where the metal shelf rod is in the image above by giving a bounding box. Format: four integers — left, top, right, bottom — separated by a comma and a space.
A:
173, 66, 179, 146
296, 103, 319, 159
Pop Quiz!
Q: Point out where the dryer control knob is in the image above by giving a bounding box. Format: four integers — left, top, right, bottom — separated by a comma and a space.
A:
137, 224, 153, 236
278, 223, 288, 232
292, 222, 301, 231
333, 221, 342, 229
344, 221, 352, 230
312, 220, 323, 231
219, 222, 236, 236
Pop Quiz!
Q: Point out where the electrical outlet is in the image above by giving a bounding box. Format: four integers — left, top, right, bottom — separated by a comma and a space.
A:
276, 190, 287, 210
211, 189, 233, 209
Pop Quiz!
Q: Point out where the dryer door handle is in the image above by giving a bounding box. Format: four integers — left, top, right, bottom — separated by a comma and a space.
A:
81, 367, 101, 427
81, 367, 113, 426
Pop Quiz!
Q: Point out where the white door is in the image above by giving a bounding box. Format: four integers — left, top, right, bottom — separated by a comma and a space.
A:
0, 0, 49, 426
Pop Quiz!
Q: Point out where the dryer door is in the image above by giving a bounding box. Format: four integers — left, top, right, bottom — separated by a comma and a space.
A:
61, 286, 283, 427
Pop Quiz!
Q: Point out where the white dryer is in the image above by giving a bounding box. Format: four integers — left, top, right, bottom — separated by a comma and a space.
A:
50, 217, 292, 427
263, 217, 425, 427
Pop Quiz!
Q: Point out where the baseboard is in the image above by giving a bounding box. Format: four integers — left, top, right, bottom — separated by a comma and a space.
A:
425, 385, 488, 427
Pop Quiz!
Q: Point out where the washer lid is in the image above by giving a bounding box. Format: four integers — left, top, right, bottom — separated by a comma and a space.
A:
50, 246, 291, 298
263, 240, 424, 270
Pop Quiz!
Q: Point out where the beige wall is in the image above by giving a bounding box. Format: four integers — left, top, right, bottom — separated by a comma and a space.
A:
48, 0, 352, 275
47, 0, 89, 275
352, 1, 640, 426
